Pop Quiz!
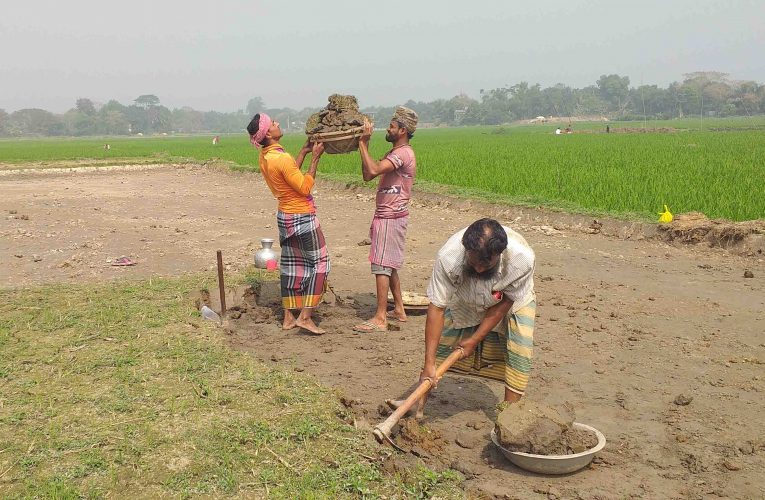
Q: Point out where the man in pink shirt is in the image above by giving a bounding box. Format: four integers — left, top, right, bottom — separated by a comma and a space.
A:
353, 107, 418, 333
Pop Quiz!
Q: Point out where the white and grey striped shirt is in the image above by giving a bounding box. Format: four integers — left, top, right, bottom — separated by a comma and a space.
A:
426, 225, 536, 331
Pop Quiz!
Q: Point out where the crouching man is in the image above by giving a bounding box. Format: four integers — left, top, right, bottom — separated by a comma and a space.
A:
392, 218, 536, 416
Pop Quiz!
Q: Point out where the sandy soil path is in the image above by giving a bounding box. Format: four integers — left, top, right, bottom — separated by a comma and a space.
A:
2, 164, 764, 499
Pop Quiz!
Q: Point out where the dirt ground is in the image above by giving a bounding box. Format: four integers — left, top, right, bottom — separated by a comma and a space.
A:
2, 164, 764, 499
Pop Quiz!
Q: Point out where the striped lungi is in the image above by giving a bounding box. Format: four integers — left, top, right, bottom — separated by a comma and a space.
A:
277, 211, 330, 309
435, 301, 536, 395
369, 215, 408, 269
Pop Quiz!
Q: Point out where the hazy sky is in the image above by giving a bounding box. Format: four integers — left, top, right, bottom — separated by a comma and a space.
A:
2, 0, 763, 113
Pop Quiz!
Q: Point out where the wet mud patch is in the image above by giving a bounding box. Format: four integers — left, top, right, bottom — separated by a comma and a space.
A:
232, 303, 274, 323
495, 400, 598, 455
392, 418, 449, 459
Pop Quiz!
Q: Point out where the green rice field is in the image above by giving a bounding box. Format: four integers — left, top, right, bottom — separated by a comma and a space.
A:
1, 117, 763, 221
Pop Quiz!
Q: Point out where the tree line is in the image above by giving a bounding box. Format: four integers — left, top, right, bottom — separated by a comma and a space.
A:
0, 94, 247, 138
1, 72, 763, 137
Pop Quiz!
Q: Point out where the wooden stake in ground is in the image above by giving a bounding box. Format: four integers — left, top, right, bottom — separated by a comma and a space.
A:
216, 250, 226, 316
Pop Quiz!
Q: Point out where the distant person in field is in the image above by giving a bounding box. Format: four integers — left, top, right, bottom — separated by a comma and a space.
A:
103, 144, 111, 150
555, 128, 562, 135
353, 106, 418, 333
247, 113, 329, 335
212, 135, 220, 145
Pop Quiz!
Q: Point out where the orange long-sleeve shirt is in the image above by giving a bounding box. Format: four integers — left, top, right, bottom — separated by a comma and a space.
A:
259, 143, 316, 214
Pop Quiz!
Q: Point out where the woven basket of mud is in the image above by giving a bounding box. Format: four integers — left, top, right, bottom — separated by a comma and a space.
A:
309, 126, 365, 155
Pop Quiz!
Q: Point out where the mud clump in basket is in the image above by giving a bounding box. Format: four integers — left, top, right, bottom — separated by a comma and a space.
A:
305, 94, 369, 135
495, 400, 598, 455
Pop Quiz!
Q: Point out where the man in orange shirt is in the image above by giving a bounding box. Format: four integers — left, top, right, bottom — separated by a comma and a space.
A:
247, 112, 329, 334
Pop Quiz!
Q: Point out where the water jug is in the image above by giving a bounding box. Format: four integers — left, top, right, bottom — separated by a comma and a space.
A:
254, 238, 279, 269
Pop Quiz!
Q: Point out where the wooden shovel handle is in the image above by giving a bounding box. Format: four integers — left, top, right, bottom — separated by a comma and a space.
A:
373, 348, 464, 443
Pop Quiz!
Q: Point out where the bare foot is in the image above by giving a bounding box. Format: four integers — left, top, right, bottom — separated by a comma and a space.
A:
295, 318, 326, 335
386, 310, 407, 322
385, 398, 425, 419
282, 312, 297, 330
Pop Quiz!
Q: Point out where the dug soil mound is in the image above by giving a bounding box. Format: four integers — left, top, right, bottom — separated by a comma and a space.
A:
393, 418, 448, 457
495, 400, 598, 455
193, 284, 276, 324
305, 94, 368, 134
658, 212, 765, 255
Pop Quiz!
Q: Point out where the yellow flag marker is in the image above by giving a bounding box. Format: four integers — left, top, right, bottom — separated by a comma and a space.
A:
658, 205, 673, 223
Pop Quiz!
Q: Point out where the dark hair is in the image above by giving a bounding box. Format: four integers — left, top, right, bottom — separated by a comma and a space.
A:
462, 218, 507, 263
395, 120, 414, 139
246, 113, 260, 137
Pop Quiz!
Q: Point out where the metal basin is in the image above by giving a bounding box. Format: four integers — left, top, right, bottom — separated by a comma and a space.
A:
490, 423, 606, 475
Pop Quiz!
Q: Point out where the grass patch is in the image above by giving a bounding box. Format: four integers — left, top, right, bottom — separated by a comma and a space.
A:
0, 275, 463, 498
